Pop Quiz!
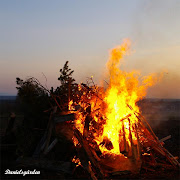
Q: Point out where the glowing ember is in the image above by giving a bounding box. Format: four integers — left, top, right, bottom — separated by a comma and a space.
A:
71, 39, 162, 156
72, 156, 81, 167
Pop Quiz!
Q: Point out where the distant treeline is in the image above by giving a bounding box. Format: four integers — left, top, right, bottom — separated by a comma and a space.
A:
0, 96, 19, 114
0, 96, 17, 101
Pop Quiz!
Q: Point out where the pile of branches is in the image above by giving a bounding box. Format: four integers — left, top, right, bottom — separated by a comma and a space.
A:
15, 61, 179, 179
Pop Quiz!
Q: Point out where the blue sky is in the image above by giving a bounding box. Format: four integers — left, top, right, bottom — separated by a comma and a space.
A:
0, 0, 180, 98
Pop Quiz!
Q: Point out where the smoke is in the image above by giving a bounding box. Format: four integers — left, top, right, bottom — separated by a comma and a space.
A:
127, 0, 180, 99
147, 71, 180, 99
131, 0, 180, 47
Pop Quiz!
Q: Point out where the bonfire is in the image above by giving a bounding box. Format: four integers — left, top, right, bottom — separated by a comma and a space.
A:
18, 39, 179, 179
64, 39, 179, 178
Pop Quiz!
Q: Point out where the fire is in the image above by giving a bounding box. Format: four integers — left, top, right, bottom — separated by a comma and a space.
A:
72, 156, 81, 167
71, 39, 162, 156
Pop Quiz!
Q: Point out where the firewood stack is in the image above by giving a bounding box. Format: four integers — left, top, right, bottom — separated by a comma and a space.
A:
16, 102, 179, 180
69, 106, 179, 179
37, 105, 178, 180
17, 82, 179, 179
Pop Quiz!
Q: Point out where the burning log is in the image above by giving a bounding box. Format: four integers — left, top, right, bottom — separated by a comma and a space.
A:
83, 105, 91, 138
74, 128, 104, 179
119, 121, 129, 156
135, 113, 179, 168
75, 146, 98, 180
134, 122, 141, 160
128, 118, 135, 159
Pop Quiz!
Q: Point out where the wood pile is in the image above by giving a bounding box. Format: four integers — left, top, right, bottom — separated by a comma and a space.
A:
16, 104, 179, 180
14, 80, 179, 179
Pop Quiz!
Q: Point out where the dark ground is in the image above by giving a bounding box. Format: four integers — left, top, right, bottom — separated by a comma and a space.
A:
0, 97, 180, 179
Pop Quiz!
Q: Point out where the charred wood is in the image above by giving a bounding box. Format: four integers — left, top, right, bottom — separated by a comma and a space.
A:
54, 113, 75, 123
74, 128, 104, 179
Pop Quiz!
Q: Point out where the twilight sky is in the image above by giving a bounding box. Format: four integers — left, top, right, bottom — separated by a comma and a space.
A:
0, 0, 180, 98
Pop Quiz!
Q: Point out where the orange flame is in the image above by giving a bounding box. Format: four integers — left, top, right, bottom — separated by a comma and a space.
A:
72, 39, 163, 156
